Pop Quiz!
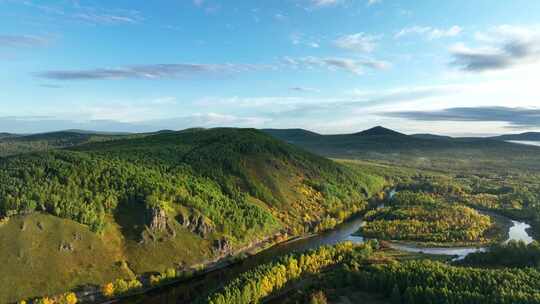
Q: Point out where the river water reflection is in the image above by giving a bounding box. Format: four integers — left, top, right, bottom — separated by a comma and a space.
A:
121, 211, 535, 303
262, 215, 534, 260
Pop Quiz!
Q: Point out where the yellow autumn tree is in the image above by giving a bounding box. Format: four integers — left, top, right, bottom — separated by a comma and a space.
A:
64, 292, 78, 304
101, 282, 115, 297
36, 297, 55, 304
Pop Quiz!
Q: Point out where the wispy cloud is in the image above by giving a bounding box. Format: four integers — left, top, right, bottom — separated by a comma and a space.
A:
0, 34, 49, 48
450, 25, 540, 72
312, 0, 341, 7
10, 0, 142, 25
36, 63, 266, 81
220, 85, 453, 120
282, 56, 390, 75
72, 12, 139, 25
290, 32, 320, 48
395, 25, 462, 39
380, 106, 540, 129
192, 0, 220, 14
0, 113, 269, 133
334, 32, 380, 53
289, 87, 320, 93
367, 0, 382, 6
150, 113, 269, 129
37, 56, 389, 81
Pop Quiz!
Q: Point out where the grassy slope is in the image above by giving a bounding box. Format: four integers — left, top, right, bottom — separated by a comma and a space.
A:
0, 128, 384, 302
0, 214, 129, 302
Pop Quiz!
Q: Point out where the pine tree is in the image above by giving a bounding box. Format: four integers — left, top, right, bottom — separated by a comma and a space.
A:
391, 284, 402, 304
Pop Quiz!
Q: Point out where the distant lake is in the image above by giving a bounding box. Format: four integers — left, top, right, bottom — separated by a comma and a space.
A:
508, 140, 540, 147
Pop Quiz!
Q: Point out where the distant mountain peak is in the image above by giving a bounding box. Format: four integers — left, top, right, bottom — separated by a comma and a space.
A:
355, 126, 405, 137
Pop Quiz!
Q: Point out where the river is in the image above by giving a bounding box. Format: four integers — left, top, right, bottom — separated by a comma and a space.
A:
120, 211, 534, 303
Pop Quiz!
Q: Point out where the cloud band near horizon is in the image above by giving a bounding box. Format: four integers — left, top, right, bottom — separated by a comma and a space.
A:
381, 106, 540, 128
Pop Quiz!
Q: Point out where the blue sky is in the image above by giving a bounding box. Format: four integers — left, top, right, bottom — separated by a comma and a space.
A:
1, 0, 540, 135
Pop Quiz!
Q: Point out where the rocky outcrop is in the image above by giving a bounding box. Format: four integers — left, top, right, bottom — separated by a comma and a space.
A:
177, 208, 214, 238
59, 242, 74, 252
149, 207, 168, 232
213, 237, 232, 255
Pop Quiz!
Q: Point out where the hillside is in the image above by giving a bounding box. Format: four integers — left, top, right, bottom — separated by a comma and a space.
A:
0, 130, 138, 157
411, 133, 453, 140
263, 126, 540, 172
491, 132, 540, 141
0, 133, 20, 140
0, 128, 384, 302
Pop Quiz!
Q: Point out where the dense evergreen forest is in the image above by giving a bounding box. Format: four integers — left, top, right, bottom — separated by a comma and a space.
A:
460, 240, 540, 268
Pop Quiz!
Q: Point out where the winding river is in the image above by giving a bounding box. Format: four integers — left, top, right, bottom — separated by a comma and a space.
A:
120, 210, 534, 303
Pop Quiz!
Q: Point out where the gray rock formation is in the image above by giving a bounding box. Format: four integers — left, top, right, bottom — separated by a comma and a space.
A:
149, 207, 168, 232
177, 208, 214, 238
213, 237, 232, 255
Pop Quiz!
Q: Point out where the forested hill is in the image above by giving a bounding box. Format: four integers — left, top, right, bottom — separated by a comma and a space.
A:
491, 132, 540, 141
263, 126, 540, 171
0, 132, 19, 140
263, 126, 540, 154
0, 130, 136, 157
0, 128, 385, 302
1, 127, 385, 236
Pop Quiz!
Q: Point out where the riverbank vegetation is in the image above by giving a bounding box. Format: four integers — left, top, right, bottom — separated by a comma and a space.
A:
360, 191, 493, 244
204, 243, 540, 304
202, 241, 376, 304
459, 240, 540, 268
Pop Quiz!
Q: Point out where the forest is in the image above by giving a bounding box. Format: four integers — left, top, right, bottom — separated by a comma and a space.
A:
360, 191, 493, 243
460, 240, 540, 268
0, 129, 383, 240
202, 242, 540, 304
0, 128, 386, 303
2, 128, 540, 303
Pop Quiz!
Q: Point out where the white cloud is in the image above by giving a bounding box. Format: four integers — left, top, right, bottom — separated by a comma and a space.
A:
13, 0, 143, 25
0, 34, 50, 48
312, 0, 341, 7
395, 25, 462, 40
290, 32, 320, 48
282, 56, 390, 75
451, 25, 540, 72
367, 0, 381, 6
334, 32, 380, 53
37, 63, 269, 81
8, 72, 540, 134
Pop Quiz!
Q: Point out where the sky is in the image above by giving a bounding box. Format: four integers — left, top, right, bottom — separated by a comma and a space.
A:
1, 0, 540, 135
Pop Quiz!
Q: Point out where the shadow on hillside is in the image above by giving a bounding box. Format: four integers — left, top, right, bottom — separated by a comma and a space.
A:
114, 201, 148, 242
